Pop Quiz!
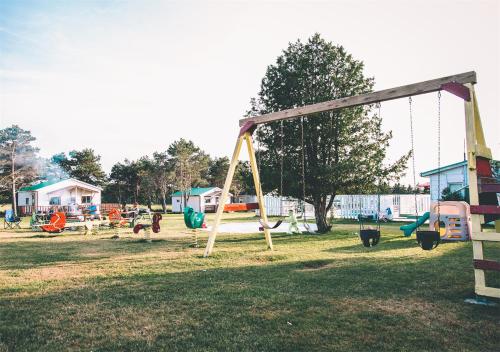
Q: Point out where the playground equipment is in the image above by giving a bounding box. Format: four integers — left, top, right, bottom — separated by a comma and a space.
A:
285, 209, 301, 234
203, 71, 499, 301
406, 93, 442, 251
108, 208, 130, 227
184, 206, 206, 247
184, 206, 205, 229
400, 212, 430, 237
41, 212, 66, 233
3, 209, 21, 229
358, 216, 381, 248
429, 201, 471, 241
133, 212, 162, 234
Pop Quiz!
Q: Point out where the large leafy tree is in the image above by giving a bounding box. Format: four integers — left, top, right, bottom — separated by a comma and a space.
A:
107, 159, 141, 204
168, 139, 210, 207
207, 157, 230, 188
149, 152, 175, 212
251, 34, 409, 232
0, 125, 39, 215
52, 149, 107, 186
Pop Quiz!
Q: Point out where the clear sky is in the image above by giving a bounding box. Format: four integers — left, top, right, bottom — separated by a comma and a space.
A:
1, 0, 499, 184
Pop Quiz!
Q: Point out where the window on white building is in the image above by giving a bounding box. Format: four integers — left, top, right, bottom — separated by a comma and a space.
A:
81, 195, 92, 204
205, 197, 211, 204
49, 197, 61, 205
25, 198, 30, 205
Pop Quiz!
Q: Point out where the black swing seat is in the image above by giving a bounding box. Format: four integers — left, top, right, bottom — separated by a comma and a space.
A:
258, 219, 283, 231
360, 229, 380, 247
416, 230, 440, 250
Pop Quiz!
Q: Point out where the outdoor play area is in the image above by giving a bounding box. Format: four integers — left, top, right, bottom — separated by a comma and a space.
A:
1, 2, 499, 349
1, 68, 500, 351
0, 212, 499, 351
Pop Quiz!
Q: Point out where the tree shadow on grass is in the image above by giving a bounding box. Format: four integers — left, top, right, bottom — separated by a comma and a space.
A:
330, 236, 468, 253
0, 248, 499, 352
0, 238, 176, 270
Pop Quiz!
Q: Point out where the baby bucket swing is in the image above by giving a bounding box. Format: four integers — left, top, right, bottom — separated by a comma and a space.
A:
408, 93, 442, 250
358, 103, 383, 247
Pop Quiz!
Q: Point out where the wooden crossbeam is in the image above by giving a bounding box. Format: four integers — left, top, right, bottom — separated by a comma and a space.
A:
471, 232, 500, 242
479, 184, 500, 193
470, 205, 500, 215
239, 71, 477, 126
473, 259, 500, 272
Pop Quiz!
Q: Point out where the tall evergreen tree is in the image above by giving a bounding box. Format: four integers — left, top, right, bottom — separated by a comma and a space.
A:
250, 34, 409, 232
52, 149, 107, 186
0, 125, 39, 215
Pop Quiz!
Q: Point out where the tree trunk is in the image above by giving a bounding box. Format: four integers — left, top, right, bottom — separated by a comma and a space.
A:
161, 194, 167, 213
11, 148, 17, 216
313, 197, 331, 233
12, 178, 17, 216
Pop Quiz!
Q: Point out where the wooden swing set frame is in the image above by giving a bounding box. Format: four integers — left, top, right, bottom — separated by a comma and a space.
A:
204, 70, 500, 300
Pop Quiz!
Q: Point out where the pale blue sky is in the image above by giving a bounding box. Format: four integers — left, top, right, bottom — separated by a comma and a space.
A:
1, 0, 499, 184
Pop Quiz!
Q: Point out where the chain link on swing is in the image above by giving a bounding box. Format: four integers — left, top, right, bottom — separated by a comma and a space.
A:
300, 116, 313, 233
359, 103, 382, 247
408, 96, 419, 226
280, 120, 284, 216
437, 91, 441, 234
409, 95, 441, 250
255, 123, 284, 230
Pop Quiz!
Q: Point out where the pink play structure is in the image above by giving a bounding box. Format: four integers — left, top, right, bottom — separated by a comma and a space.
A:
429, 201, 471, 241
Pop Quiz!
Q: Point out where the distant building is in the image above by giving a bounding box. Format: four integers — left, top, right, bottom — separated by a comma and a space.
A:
171, 187, 232, 213
17, 178, 102, 212
421, 161, 468, 201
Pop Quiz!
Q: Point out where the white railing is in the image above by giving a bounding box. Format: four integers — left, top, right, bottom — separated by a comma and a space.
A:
250, 194, 430, 219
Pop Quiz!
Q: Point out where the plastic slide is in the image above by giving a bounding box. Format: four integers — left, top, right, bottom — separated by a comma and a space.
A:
399, 212, 430, 237
183, 207, 205, 229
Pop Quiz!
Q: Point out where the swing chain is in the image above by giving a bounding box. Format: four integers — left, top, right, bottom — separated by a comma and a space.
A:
301, 116, 306, 212
280, 120, 284, 215
437, 91, 441, 231
408, 97, 419, 223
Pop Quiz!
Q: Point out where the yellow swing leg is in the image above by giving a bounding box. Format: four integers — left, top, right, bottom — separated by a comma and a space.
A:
204, 130, 273, 257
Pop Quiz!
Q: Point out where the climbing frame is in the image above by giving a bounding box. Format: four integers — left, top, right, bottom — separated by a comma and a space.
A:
463, 85, 500, 299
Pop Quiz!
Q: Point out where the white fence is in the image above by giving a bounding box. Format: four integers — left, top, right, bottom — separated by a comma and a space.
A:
245, 194, 430, 219
245, 195, 315, 217
335, 194, 430, 219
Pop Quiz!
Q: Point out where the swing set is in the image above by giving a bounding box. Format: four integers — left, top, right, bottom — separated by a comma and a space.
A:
204, 71, 499, 300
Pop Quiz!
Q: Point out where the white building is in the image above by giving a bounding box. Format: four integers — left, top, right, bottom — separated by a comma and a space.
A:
420, 161, 468, 201
171, 187, 232, 213
17, 178, 102, 213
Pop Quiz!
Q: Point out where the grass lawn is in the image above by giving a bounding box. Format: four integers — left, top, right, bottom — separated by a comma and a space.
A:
0, 213, 499, 351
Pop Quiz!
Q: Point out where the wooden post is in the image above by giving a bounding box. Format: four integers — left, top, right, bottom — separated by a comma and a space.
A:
464, 84, 486, 291
204, 134, 246, 257
203, 130, 274, 257
244, 133, 273, 250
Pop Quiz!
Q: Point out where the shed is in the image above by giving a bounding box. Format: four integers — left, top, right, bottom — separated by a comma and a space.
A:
171, 187, 232, 213
420, 161, 468, 201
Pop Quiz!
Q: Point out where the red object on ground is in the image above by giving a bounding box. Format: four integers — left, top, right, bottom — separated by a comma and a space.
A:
108, 208, 128, 226
41, 212, 66, 233
152, 213, 162, 233
223, 203, 260, 212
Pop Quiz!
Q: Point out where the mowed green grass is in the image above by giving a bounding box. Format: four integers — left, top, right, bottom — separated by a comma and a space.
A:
0, 213, 499, 352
